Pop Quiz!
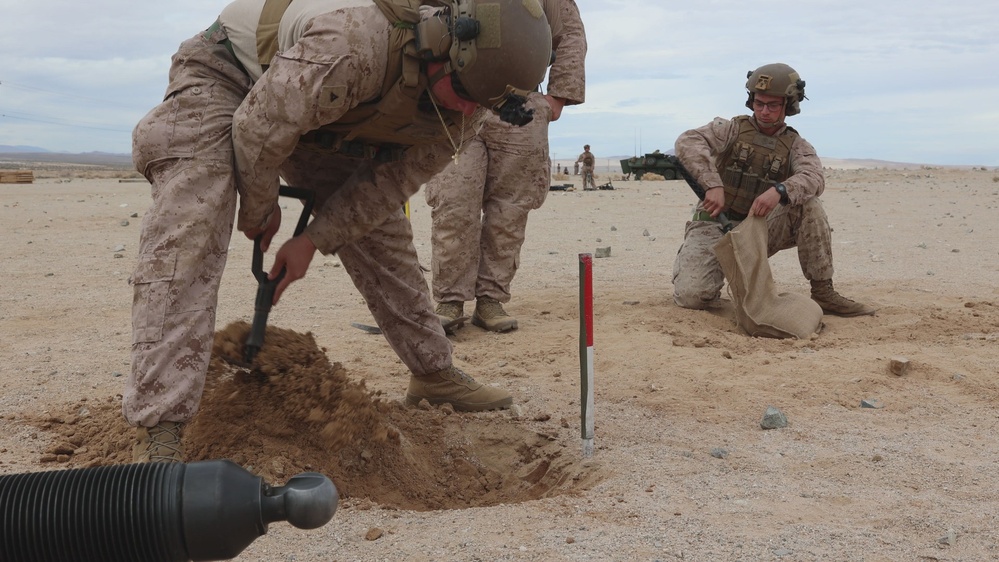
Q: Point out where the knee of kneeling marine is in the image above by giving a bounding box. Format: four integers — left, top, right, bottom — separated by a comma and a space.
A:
673, 290, 720, 310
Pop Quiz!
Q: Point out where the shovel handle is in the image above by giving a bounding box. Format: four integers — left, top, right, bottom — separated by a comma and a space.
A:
244, 186, 316, 364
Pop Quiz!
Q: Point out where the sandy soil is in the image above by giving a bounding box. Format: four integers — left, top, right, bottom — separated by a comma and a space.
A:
2, 165, 998, 561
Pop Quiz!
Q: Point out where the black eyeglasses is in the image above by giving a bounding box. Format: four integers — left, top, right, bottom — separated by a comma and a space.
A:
752, 99, 784, 112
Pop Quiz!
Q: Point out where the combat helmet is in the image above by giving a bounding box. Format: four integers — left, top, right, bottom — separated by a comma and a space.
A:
415, 0, 552, 125
744, 63, 807, 116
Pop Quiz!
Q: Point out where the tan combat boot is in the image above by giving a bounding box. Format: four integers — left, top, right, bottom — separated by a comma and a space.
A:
406, 366, 513, 412
810, 280, 876, 317
435, 301, 464, 325
471, 297, 518, 332
133, 421, 185, 463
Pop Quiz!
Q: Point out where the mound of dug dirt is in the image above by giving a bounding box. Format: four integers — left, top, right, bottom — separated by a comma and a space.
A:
33, 322, 602, 511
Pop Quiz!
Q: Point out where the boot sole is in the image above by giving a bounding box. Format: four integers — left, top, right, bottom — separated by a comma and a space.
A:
471, 315, 518, 333
405, 394, 513, 412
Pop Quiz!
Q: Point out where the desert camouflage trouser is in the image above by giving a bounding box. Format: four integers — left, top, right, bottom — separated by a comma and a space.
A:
671, 198, 835, 309
424, 94, 553, 304
125, 30, 452, 427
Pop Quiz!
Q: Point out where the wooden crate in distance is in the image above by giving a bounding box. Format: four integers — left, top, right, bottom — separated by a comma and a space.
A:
0, 170, 34, 184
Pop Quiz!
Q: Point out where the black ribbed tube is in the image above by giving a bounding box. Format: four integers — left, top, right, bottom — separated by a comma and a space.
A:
1, 462, 187, 562
0, 460, 338, 562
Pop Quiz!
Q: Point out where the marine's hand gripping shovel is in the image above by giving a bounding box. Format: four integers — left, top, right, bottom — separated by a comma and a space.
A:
243, 186, 315, 365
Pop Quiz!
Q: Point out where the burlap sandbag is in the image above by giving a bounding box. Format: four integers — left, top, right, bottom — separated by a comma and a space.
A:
713, 216, 823, 339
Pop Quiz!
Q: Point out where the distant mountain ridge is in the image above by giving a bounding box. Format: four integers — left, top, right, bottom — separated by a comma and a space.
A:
0, 149, 133, 167
2, 148, 986, 171
0, 145, 50, 153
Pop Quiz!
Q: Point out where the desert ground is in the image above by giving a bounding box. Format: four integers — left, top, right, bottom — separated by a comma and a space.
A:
1, 162, 998, 561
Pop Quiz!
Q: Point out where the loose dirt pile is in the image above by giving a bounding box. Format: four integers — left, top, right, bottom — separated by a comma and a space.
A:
32, 322, 601, 511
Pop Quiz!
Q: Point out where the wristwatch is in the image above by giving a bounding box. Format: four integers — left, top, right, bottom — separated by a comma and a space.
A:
774, 183, 790, 206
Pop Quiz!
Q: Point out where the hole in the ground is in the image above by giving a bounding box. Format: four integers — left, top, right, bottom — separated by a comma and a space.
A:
30, 322, 604, 510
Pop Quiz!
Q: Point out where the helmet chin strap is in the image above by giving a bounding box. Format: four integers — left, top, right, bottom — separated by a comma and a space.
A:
426, 61, 454, 89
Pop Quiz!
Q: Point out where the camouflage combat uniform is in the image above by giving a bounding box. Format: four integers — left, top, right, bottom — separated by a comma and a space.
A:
576, 147, 595, 189
126, 0, 463, 427
671, 115, 832, 309
576, 149, 594, 171
423, 0, 586, 306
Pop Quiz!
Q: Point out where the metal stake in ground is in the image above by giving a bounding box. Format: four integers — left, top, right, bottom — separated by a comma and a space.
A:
579, 253, 595, 457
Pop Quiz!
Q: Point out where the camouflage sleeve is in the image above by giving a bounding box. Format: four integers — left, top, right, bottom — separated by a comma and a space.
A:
674, 117, 739, 189
784, 135, 825, 203
544, 0, 586, 105
232, 11, 388, 233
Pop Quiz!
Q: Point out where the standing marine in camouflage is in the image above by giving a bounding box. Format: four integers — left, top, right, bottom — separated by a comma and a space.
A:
671, 63, 875, 317
424, 0, 585, 333
127, 0, 554, 462
576, 143, 596, 190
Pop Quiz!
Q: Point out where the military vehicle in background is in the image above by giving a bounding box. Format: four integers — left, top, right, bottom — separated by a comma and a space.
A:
620, 150, 681, 180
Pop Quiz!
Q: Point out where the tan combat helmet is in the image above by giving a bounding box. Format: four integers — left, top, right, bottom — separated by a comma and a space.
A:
744, 63, 807, 116
417, 0, 552, 124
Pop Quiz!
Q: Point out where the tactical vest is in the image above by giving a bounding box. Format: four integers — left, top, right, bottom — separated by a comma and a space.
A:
716, 116, 797, 219
256, 0, 464, 160
581, 152, 594, 166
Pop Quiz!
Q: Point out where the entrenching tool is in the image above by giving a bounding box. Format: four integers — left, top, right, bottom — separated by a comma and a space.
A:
666, 154, 734, 233
243, 186, 315, 365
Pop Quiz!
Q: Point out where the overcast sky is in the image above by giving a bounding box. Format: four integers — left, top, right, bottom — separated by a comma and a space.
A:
1, 0, 996, 166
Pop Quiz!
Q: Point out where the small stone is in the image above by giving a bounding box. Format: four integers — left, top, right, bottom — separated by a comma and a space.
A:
594, 247, 611, 258
113, 245, 126, 252
710, 448, 729, 459
610, 226, 617, 231
642, 229, 650, 236
130, 212, 139, 218
365, 528, 384, 541
889, 357, 910, 376
565, 537, 575, 544
760, 406, 788, 429
120, 220, 130, 227
938, 528, 956, 546
861, 399, 883, 409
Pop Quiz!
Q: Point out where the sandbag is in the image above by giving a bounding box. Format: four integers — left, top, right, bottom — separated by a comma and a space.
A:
713, 216, 823, 339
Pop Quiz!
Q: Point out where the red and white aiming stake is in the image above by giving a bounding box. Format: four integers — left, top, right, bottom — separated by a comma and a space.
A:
578, 253, 594, 457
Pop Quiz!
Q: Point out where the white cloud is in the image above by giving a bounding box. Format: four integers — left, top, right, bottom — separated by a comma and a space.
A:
1, 0, 997, 165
